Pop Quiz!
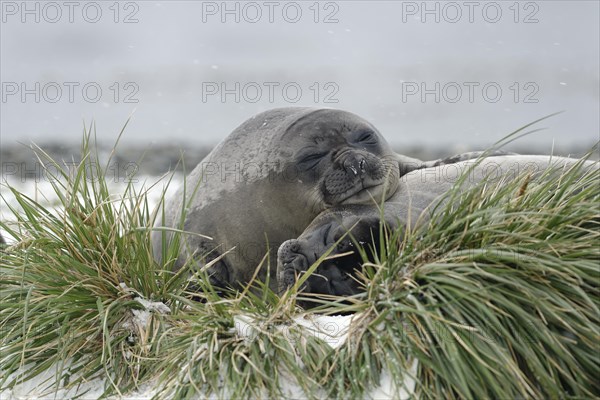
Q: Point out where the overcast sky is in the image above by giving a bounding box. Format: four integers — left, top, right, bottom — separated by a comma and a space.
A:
1, 1, 598, 152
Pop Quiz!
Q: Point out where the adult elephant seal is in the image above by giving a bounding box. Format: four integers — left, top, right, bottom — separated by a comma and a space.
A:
153, 107, 508, 293
277, 155, 598, 299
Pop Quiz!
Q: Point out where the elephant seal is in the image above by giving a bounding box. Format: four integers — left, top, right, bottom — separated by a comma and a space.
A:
153, 107, 510, 293
153, 107, 418, 292
277, 155, 597, 299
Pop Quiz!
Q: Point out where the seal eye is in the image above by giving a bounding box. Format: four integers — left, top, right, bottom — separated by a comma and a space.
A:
356, 131, 377, 145
299, 153, 327, 170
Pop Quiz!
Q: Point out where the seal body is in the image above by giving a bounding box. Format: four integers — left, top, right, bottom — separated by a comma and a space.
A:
277, 155, 597, 297
153, 108, 419, 292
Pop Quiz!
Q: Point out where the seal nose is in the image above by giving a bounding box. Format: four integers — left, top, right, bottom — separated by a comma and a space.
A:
342, 154, 367, 177
278, 239, 314, 291
280, 239, 313, 266
289, 242, 300, 253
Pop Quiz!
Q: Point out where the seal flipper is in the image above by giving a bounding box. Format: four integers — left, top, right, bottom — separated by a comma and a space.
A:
183, 242, 231, 296
395, 154, 426, 177
395, 150, 518, 176
424, 150, 518, 168
206, 260, 230, 292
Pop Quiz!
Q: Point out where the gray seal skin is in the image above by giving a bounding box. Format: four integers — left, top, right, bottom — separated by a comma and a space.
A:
277, 155, 597, 298
153, 107, 436, 292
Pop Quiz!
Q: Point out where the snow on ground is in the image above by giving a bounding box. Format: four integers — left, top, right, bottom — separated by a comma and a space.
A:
2, 369, 159, 400
0, 176, 417, 399
0, 174, 182, 243
2, 313, 416, 399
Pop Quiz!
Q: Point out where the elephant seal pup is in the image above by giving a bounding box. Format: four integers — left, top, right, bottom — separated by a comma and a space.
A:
153, 107, 513, 293
277, 155, 597, 298
153, 107, 430, 293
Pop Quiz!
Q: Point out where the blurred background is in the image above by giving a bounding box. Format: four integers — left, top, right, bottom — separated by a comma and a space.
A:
1, 0, 599, 175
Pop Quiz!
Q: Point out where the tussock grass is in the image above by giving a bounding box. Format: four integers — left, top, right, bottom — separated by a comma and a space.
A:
1, 124, 598, 399
0, 126, 180, 396
326, 154, 600, 398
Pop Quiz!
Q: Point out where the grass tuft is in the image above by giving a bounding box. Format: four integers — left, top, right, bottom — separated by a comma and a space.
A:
1, 124, 598, 399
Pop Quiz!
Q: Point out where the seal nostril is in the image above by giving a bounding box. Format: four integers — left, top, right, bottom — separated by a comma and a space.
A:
343, 158, 359, 176
290, 242, 300, 253
359, 159, 366, 172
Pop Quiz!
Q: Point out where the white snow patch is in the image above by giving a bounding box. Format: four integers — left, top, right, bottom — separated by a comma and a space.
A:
1, 363, 160, 400
121, 296, 171, 334
368, 359, 418, 400
293, 313, 353, 349
0, 174, 181, 243
2, 312, 417, 399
